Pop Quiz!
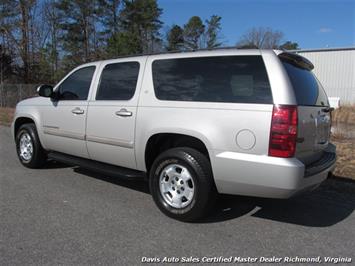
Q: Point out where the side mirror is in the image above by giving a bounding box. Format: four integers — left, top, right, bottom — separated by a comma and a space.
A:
37, 85, 54, 98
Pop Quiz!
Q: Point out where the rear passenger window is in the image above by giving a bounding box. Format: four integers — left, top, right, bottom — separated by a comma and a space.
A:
152, 56, 272, 104
281, 58, 328, 106
96, 62, 140, 100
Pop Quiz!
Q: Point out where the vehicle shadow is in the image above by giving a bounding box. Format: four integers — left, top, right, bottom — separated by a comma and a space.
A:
67, 165, 355, 227
202, 176, 355, 227
74, 167, 150, 194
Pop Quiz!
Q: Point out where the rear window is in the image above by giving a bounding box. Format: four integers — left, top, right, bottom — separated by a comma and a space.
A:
281, 57, 328, 106
152, 56, 272, 104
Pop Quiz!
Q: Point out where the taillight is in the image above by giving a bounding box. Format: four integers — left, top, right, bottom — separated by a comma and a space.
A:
269, 105, 298, 158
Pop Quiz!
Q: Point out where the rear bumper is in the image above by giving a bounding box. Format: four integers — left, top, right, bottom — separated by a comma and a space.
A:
304, 150, 336, 177
211, 145, 336, 198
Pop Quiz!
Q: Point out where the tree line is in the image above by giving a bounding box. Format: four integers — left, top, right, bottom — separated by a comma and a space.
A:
0, 0, 299, 84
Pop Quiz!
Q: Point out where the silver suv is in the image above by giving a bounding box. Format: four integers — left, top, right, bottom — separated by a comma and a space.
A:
12, 49, 336, 221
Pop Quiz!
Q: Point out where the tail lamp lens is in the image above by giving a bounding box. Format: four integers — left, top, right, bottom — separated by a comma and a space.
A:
269, 105, 298, 158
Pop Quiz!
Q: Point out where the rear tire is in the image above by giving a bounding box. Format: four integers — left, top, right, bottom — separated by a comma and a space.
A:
149, 147, 216, 222
16, 123, 47, 168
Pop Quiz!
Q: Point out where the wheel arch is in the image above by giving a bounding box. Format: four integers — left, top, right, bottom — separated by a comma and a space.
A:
13, 114, 46, 149
143, 131, 212, 174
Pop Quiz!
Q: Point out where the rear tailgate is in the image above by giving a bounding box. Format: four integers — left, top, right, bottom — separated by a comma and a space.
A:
297, 106, 331, 164
279, 53, 332, 165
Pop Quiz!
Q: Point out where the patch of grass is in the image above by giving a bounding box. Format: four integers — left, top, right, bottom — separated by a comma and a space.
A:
0, 107, 15, 126
331, 130, 347, 140
332, 104, 355, 125
331, 137, 355, 180
330, 105, 355, 179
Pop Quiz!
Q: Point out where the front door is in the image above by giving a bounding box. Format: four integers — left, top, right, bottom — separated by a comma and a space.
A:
86, 59, 145, 169
42, 65, 97, 158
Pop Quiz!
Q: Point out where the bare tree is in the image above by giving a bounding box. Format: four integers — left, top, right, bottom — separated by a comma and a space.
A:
99, 0, 121, 35
0, 0, 46, 82
237, 27, 284, 49
30, 2, 50, 69
44, 1, 61, 75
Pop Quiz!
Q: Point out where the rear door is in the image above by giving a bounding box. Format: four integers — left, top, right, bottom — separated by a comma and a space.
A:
279, 53, 331, 165
86, 58, 145, 169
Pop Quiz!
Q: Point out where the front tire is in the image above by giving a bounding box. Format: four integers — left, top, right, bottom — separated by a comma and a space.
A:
16, 123, 47, 168
149, 147, 216, 222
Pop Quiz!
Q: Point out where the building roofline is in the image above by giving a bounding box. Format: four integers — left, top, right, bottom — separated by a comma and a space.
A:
291, 46, 355, 53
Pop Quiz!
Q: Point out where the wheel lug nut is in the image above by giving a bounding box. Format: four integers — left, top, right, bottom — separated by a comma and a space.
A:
171, 180, 174, 184
181, 187, 184, 191
172, 187, 175, 190
180, 180, 184, 185
175, 177, 178, 181
177, 190, 180, 194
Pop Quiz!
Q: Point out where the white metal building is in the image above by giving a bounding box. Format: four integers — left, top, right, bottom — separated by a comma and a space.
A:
295, 47, 355, 105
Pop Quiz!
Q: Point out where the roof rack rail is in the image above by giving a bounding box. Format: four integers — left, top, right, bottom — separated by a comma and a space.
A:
101, 45, 262, 60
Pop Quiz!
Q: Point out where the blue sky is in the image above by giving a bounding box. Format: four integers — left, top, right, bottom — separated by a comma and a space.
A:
158, 0, 355, 49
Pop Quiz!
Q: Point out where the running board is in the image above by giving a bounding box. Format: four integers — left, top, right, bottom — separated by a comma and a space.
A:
48, 152, 146, 180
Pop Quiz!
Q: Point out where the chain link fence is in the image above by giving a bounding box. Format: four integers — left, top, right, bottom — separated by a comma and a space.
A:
0, 84, 39, 108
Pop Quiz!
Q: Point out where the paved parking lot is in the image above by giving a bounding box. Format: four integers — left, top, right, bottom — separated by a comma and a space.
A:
1, 126, 354, 265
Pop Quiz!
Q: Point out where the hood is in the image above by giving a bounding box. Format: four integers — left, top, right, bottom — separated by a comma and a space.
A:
16, 96, 50, 107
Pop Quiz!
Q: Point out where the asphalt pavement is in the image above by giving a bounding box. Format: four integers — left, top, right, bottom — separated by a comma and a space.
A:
1, 125, 354, 265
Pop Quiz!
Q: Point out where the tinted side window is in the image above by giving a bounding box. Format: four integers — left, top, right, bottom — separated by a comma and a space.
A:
58, 66, 96, 100
96, 62, 140, 100
281, 60, 328, 106
152, 56, 272, 104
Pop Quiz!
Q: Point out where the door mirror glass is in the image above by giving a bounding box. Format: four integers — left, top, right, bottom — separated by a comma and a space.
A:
37, 85, 54, 98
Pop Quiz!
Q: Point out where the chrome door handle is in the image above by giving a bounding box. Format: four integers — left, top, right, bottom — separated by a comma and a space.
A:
115, 108, 132, 117
71, 107, 85, 115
